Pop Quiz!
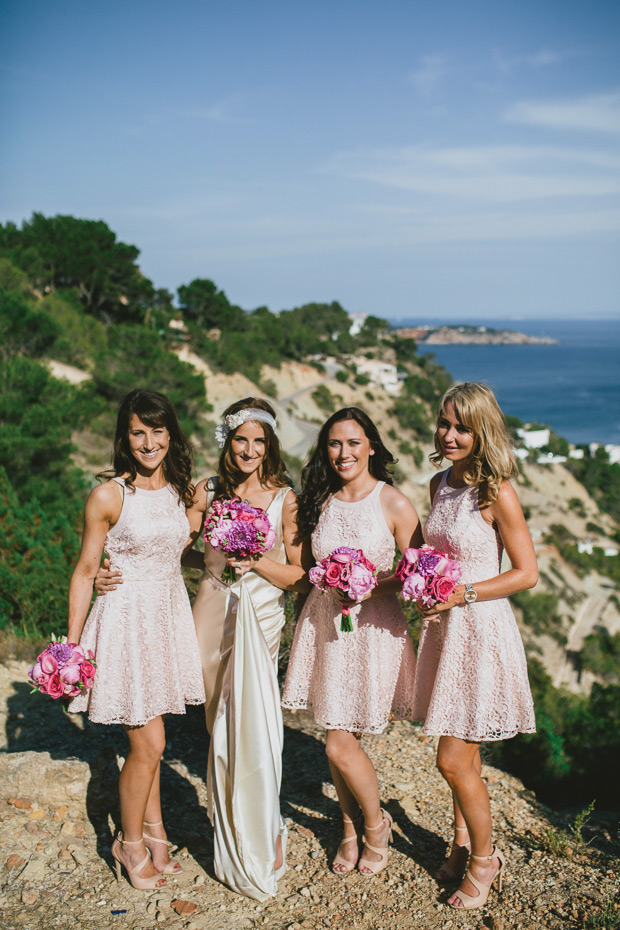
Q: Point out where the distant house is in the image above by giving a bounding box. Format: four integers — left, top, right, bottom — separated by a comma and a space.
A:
356, 358, 401, 395
348, 312, 368, 336
517, 427, 550, 449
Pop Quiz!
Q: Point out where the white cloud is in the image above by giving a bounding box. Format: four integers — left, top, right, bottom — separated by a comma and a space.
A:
323, 144, 620, 203
503, 93, 620, 133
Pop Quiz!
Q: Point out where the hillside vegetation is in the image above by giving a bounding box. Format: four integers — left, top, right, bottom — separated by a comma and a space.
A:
1, 212, 619, 809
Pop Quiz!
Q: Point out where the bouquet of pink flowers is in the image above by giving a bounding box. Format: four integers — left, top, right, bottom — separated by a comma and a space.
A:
395, 544, 461, 609
28, 635, 96, 701
204, 497, 276, 584
309, 546, 378, 632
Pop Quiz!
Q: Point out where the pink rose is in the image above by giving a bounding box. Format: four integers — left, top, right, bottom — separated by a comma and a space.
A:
37, 673, 50, 692
254, 517, 270, 534
65, 684, 83, 697
323, 562, 343, 587
59, 664, 81, 685
401, 572, 425, 601
39, 652, 58, 675
432, 576, 458, 603
46, 672, 65, 699
237, 511, 255, 522
80, 661, 96, 688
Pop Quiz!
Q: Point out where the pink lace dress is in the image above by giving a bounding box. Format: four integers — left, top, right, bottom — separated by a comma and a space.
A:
413, 470, 536, 741
282, 481, 417, 734
69, 479, 205, 726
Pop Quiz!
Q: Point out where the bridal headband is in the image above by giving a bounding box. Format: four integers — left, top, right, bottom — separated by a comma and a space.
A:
215, 408, 277, 447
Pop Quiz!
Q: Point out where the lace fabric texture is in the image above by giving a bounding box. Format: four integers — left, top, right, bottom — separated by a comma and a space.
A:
412, 470, 536, 741
69, 479, 205, 726
193, 485, 291, 901
282, 481, 417, 734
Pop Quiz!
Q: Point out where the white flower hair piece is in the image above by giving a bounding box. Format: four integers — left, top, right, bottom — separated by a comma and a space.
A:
215, 408, 277, 448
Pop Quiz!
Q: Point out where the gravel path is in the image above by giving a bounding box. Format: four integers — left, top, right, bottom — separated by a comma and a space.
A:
0, 660, 618, 930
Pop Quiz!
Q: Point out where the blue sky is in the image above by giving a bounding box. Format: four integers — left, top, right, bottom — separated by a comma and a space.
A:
2, 0, 619, 320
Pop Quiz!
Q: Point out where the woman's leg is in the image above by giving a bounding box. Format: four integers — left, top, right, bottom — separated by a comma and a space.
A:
116, 716, 166, 879
325, 730, 389, 872
438, 747, 480, 877
436, 737, 502, 905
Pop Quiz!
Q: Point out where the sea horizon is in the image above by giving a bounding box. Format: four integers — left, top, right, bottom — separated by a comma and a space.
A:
388, 318, 620, 447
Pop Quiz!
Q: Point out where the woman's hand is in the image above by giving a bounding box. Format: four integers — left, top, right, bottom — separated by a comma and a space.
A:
418, 584, 465, 621
94, 557, 123, 595
225, 555, 258, 576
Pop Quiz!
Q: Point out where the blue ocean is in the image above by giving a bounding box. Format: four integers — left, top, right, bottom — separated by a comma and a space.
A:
394, 318, 620, 446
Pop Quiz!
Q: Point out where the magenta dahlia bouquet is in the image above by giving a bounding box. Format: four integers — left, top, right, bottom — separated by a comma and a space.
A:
309, 546, 378, 632
204, 497, 276, 584
28, 635, 96, 701
395, 544, 461, 609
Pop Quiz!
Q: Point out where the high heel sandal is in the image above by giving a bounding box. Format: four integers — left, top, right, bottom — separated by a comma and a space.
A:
111, 834, 167, 890
357, 809, 393, 876
332, 812, 363, 874
142, 820, 182, 875
437, 825, 471, 882
448, 845, 506, 910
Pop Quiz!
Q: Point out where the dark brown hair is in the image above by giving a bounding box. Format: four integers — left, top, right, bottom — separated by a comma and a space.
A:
100, 389, 194, 507
296, 406, 395, 540
215, 397, 290, 500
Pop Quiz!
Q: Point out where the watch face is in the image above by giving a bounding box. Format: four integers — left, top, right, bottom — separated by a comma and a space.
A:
464, 588, 477, 603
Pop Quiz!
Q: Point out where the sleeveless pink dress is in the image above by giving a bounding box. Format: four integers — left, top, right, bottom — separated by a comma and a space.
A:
282, 481, 417, 734
412, 470, 536, 741
69, 479, 205, 726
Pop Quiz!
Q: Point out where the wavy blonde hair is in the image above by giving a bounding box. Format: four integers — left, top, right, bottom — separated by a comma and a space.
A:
430, 382, 518, 504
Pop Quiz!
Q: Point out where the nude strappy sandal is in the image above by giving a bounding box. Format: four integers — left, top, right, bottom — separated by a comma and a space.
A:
357, 809, 393, 876
111, 834, 167, 890
449, 845, 506, 909
142, 820, 182, 875
332, 812, 363, 874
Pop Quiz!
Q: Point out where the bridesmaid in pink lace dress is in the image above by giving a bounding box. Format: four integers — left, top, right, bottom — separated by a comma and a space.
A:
67, 390, 205, 890
413, 383, 537, 911
282, 408, 421, 876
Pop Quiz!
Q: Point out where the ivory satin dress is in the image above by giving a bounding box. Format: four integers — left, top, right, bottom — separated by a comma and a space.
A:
192, 482, 291, 901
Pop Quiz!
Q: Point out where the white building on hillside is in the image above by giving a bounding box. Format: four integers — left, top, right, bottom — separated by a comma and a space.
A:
356, 358, 401, 395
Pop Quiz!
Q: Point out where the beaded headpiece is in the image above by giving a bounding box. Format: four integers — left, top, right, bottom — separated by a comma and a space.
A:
215, 408, 277, 448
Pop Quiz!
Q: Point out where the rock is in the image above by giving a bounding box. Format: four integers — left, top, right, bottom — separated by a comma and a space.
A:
193, 873, 205, 885
8, 797, 32, 810
26, 808, 46, 819
171, 898, 199, 916
5, 854, 26, 870
20, 858, 46, 882
21, 889, 39, 905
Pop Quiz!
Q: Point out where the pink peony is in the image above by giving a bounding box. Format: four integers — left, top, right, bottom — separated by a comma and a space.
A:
59, 664, 81, 685
308, 565, 326, 585
401, 572, 426, 601
347, 565, 376, 600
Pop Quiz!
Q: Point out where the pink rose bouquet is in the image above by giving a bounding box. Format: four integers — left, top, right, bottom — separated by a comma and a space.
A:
395, 544, 461, 610
28, 634, 97, 703
309, 546, 378, 632
204, 497, 276, 584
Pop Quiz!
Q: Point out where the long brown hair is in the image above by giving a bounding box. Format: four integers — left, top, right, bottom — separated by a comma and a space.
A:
296, 406, 395, 540
99, 389, 194, 507
430, 382, 518, 504
215, 397, 290, 501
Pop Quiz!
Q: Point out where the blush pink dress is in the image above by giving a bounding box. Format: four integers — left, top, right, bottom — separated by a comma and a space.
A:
412, 470, 536, 741
69, 478, 205, 726
282, 481, 417, 734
